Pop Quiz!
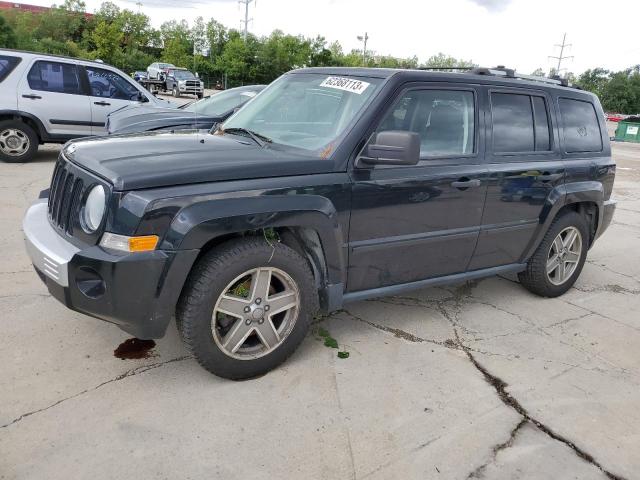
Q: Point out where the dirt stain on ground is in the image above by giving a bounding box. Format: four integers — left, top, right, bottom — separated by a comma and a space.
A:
114, 338, 157, 360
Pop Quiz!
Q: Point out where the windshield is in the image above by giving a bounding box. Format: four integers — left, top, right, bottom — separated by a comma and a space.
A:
174, 70, 196, 80
185, 87, 263, 117
221, 73, 383, 156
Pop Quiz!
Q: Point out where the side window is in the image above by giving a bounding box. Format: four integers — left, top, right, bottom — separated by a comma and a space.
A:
559, 98, 602, 153
86, 67, 141, 101
378, 89, 475, 157
491, 93, 551, 153
0, 55, 21, 83
27, 61, 81, 95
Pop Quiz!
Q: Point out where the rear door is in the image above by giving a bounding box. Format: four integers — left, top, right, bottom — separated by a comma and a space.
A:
348, 84, 488, 292
17, 59, 92, 138
83, 65, 148, 135
469, 87, 564, 270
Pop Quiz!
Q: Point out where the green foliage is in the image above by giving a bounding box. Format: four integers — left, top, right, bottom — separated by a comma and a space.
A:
0, 14, 17, 48
577, 66, 640, 114
8, 0, 637, 113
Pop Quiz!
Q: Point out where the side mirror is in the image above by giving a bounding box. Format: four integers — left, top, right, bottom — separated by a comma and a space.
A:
136, 92, 148, 103
359, 130, 420, 166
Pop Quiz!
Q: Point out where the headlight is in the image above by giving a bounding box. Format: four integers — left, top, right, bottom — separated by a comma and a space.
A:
82, 185, 106, 232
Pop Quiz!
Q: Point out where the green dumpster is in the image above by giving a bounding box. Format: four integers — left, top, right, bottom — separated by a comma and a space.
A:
615, 118, 640, 143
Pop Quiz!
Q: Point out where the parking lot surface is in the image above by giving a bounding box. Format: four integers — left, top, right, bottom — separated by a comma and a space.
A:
1, 137, 639, 479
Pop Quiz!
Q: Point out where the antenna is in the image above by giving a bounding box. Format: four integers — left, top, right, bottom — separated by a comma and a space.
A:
549, 33, 574, 76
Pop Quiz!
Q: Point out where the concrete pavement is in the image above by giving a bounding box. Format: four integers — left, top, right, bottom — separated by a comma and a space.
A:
1, 138, 639, 479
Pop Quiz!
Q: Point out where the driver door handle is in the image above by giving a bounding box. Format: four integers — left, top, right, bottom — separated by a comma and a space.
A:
451, 179, 482, 189
94, 101, 111, 106
22, 94, 42, 99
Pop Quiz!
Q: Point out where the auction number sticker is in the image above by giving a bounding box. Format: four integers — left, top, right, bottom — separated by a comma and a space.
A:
319, 76, 370, 94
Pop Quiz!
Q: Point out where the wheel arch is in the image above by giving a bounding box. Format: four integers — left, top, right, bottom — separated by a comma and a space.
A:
166, 196, 347, 313
0, 110, 45, 143
522, 182, 604, 261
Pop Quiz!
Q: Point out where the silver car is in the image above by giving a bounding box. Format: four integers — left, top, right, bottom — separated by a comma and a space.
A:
0, 49, 172, 162
147, 62, 175, 80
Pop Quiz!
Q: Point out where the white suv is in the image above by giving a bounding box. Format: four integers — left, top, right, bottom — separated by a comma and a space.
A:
147, 62, 175, 80
0, 49, 170, 163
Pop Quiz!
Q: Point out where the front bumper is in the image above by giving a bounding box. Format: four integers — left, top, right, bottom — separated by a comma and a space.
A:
23, 200, 199, 339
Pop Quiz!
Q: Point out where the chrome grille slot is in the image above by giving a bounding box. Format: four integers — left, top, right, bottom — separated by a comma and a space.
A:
47, 158, 86, 234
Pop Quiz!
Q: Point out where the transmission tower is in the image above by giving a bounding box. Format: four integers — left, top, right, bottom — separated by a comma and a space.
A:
549, 33, 574, 75
239, 0, 255, 41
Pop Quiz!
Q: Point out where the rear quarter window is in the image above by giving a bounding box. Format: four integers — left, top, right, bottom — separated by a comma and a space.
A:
559, 98, 603, 153
0, 55, 21, 83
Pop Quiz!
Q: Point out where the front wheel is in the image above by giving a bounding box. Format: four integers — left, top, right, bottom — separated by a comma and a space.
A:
0, 120, 38, 163
177, 237, 318, 380
519, 211, 589, 297
172, 86, 179, 98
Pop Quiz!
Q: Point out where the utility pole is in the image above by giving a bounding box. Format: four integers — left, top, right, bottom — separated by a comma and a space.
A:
549, 33, 573, 76
239, 0, 254, 42
357, 32, 368, 66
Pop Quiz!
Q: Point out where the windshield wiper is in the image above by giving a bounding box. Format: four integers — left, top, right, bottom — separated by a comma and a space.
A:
222, 127, 272, 147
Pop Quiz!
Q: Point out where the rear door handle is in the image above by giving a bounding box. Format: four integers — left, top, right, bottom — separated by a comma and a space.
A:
536, 173, 563, 182
22, 94, 42, 100
94, 101, 111, 106
451, 179, 482, 189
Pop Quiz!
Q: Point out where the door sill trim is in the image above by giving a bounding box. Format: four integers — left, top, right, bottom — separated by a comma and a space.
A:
342, 263, 526, 305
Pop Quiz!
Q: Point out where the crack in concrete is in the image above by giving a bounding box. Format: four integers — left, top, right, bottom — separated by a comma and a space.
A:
1, 355, 192, 429
338, 279, 627, 480
453, 328, 626, 480
467, 418, 528, 479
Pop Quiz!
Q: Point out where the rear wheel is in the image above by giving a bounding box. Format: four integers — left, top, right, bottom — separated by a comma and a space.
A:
0, 120, 38, 163
519, 211, 589, 297
177, 237, 318, 380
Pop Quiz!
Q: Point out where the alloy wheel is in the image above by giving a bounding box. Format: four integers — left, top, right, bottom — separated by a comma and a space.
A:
211, 267, 300, 360
546, 226, 582, 285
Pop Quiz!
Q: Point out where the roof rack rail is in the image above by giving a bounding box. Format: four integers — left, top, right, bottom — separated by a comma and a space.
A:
470, 65, 571, 87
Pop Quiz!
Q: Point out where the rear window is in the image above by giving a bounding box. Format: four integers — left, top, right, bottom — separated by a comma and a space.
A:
559, 98, 603, 153
491, 92, 551, 153
0, 55, 21, 83
27, 61, 81, 95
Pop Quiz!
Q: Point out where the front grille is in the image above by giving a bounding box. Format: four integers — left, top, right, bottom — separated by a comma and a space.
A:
48, 157, 85, 234
185, 80, 200, 88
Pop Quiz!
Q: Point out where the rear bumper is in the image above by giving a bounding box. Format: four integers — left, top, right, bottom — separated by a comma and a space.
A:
24, 200, 199, 339
596, 199, 616, 240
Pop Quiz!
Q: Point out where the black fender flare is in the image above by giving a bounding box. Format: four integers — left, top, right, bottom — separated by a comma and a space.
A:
162, 194, 346, 286
522, 181, 604, 260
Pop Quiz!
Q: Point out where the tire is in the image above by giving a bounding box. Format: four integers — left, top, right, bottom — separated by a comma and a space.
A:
197, 93, 203, 99
0, 120, 39, 163
177, 237, 318, 380
172, 86, 179, 98
518, 211, 589, 297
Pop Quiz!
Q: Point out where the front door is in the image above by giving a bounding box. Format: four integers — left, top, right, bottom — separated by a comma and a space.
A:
468, 88, 565, 270
17, 59, 92, 138
84, 66, 146, 135
348, 85, 488, 292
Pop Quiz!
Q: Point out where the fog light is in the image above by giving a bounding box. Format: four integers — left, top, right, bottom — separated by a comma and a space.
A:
76, 266, 106, 299
100, 233, 159, 253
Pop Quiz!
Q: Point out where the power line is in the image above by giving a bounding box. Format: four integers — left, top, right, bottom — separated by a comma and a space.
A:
549, 32, 573, 74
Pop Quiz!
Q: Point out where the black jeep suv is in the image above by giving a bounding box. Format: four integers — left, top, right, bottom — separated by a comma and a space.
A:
24, 67, 616, 379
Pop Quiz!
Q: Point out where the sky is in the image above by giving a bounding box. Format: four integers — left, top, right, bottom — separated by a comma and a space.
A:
29, 0, 640, 74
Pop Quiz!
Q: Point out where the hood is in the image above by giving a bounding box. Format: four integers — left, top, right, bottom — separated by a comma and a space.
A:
108, 108, 222, 135
64, 131, 335, 191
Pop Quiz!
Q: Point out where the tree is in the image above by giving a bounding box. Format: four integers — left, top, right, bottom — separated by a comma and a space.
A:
421, 53, 476, 71
206, 19, 227, 60
0, 14, 17, 48
92, 20, 124, 66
